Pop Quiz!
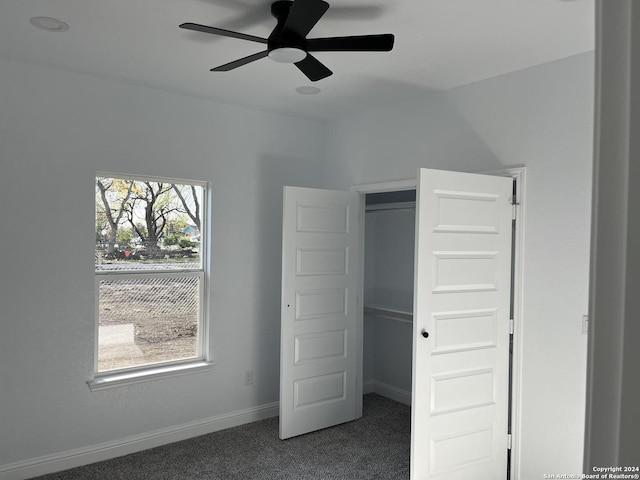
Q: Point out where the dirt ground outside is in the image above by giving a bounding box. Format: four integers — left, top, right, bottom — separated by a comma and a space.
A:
98, 275, 199, 372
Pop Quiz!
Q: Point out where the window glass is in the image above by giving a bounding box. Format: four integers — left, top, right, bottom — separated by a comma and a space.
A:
95, 175, 206, 373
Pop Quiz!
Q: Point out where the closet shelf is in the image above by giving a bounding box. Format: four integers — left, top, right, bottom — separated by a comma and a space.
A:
365, 201, 416, 212
364, 305, 413, 324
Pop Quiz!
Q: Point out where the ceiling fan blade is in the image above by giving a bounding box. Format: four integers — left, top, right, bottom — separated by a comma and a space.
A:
294, 54, 332, 82
180, 23, 268, 44
283, 0, 329, 38
211, 51, 269, 71
306, 34, 395, 52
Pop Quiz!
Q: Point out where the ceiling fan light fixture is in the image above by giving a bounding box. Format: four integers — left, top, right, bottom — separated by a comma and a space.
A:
268, 47, 307, 64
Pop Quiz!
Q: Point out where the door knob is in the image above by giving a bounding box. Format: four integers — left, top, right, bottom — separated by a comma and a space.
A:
421, 330, 429, 338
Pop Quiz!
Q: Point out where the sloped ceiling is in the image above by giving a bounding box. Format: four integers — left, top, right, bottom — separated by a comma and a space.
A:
0, 0, 594, 120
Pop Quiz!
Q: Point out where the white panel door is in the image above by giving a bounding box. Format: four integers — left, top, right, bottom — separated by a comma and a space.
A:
280, 186, 361, 439
411, 169, 513, 479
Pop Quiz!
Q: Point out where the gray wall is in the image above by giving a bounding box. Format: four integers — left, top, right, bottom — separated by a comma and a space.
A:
326, 52, 594, 479
0, 50, 595, 479
0, 58, 329, 473
364, 209, 415, 311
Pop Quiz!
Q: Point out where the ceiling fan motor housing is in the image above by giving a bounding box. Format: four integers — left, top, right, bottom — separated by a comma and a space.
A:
268, 0, 307, 56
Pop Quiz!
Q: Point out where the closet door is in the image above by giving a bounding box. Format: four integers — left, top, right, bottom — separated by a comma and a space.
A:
280, 186, 361, 439
411, 169, 513, 479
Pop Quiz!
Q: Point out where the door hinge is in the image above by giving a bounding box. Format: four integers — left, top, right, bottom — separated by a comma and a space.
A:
508, 433, 513, 450
511, 196, 519, 220
509, 318, 515, 335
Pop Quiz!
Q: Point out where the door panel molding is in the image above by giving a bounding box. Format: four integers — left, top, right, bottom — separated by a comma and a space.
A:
280, 187, 361, 440
411, 168, 513, 479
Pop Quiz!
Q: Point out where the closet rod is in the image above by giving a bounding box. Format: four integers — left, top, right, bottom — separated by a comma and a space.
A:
364, 305, 413, 324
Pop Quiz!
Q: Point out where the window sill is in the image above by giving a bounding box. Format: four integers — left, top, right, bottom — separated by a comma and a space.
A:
88, 360, 214, 391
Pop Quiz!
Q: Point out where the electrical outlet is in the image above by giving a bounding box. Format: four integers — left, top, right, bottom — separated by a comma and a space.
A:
244, 370, 254, 386
582, 315, 589, 335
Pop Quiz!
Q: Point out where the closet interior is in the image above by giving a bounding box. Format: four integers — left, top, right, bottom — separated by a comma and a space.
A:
363, 190, 416, 405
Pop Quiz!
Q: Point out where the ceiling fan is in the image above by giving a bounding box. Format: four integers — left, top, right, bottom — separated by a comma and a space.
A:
180, 0, 394, 82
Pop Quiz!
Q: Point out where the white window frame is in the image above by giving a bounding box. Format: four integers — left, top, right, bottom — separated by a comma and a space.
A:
89, 173, 212, 391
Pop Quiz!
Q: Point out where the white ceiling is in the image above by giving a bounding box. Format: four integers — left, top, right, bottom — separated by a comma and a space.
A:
0, 0, 594, 120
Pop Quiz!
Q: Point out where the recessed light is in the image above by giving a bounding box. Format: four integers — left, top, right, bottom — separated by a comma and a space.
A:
30, 17, 69, 32
295, 86, 321, 95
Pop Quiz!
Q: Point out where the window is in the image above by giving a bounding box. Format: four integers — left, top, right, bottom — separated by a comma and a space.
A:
94, 174, 207, 379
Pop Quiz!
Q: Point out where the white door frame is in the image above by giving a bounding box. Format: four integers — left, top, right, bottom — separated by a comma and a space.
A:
352, 167, 526, 480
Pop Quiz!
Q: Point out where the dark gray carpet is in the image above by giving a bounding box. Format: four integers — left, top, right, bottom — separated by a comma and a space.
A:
33, 394, 410, 480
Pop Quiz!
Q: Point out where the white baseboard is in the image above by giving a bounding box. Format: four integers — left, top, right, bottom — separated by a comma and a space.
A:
0, 402, 279, 480
363, 379, 412, 406
2, 384, 411, 479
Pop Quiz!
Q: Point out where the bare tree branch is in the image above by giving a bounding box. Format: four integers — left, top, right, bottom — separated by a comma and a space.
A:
172, 184, 201, 231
